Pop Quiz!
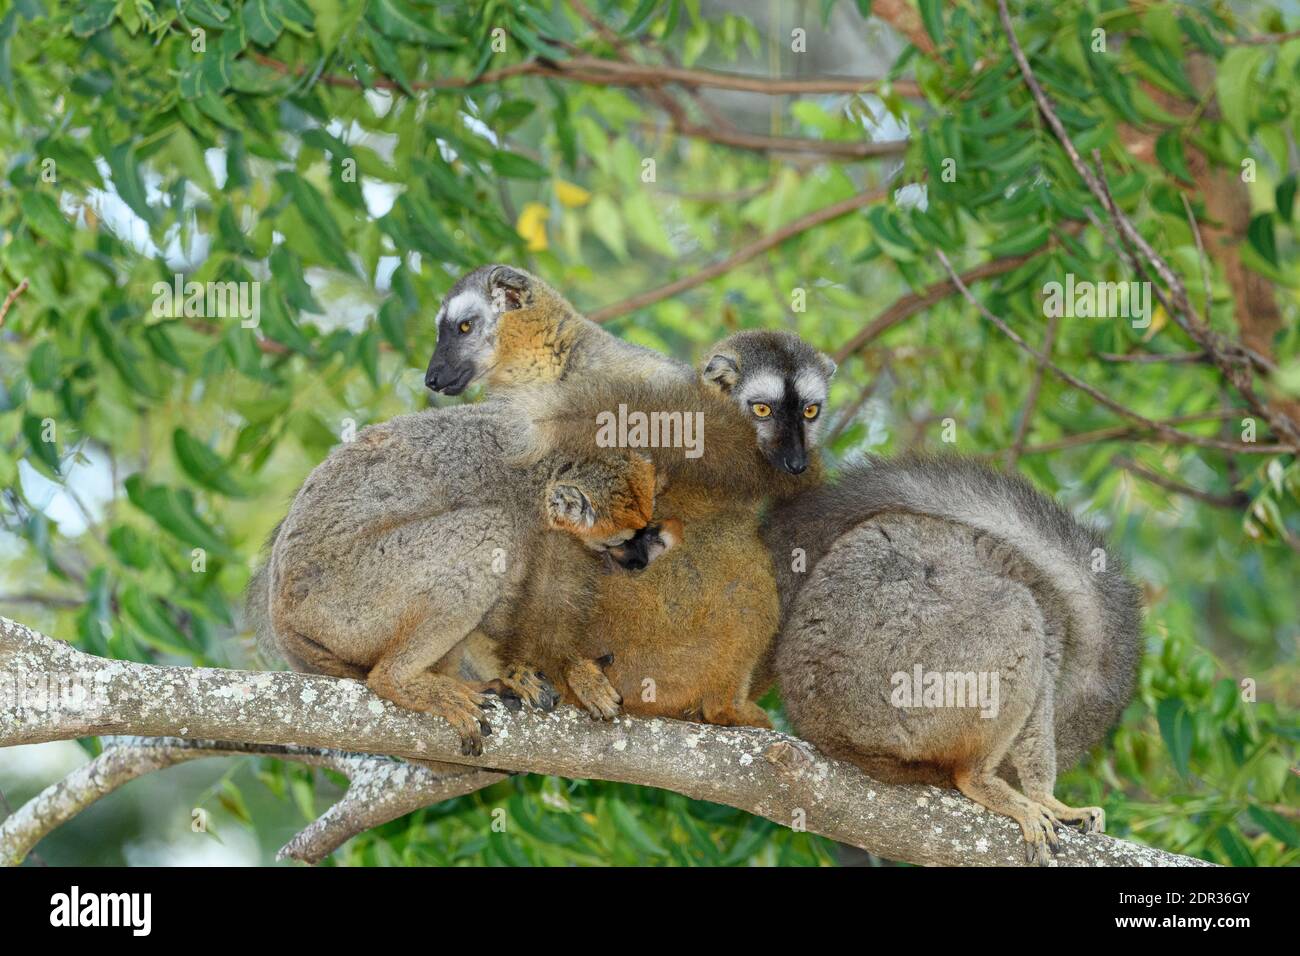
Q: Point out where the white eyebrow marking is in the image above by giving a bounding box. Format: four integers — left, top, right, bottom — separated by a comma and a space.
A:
736, 371, 785, 405
794, 368, 828, 403
446, 290, 489, 320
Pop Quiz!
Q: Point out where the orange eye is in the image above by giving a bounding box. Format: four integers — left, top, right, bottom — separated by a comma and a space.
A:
458, 320, 472, 334
803, 404, 820, 420
751, 403, 772, 418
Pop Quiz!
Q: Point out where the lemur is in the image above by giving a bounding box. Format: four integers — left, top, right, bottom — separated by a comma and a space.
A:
246, 265, 691, 755
427, 286, 836, 728
245, 399, 664, 756
765, 454, 1143, 864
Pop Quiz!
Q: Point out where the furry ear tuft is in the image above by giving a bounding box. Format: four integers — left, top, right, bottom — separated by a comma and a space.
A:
702, 353, 740, 392
819, 353, 837, 381
487, 265, 531, 311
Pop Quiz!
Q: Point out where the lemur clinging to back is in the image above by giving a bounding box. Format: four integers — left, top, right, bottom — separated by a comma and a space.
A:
505, 334, 830, 725
428, 294, 836, 728
765, 452, 1143, 863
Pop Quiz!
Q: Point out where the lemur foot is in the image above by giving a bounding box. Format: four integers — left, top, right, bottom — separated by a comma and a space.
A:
566, 658, 622, 719
368, 672, 491, 757
480, 667, 559, 712
702, 700, 773, 729
1015, 803, 1062, 866
546, 483, 595, 533
1036, 796, 1105, 834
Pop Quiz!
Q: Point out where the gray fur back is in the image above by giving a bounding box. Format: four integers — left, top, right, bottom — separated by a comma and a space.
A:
766, 454, 1143, 767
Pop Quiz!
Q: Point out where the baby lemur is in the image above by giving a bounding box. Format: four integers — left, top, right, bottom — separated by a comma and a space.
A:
500, 341, 827, 725
765, 455, 1143, 864
441, 317, 836, 728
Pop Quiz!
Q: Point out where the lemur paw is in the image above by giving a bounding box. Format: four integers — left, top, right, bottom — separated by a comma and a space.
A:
430, 683, 493, 757
566, 658, 622, 720
1039, 799, 1105, 835
481, 667, 559, 713
546, 483, 595, 533
1018, 804, 1062, 867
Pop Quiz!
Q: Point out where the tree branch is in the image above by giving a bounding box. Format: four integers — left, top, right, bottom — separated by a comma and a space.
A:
590, 185, 893, 323
934, 250, 1289, 456
0, 278, 28, 327
0, 616, 1209, 867
1112, 456, 1249, 510
995, 0, 1300, 451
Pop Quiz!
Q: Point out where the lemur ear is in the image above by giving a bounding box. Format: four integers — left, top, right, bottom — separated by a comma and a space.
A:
487, 265, 531, 312
819, 353, 837, 381
702, 353, 740, 392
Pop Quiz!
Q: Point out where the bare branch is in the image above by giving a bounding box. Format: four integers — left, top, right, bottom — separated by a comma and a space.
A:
0, 278, 28, 327
934, 250, 1289, 456
590, 185, 894, 323
995, 0, 1300, 451
1112, 456, 1249, 510
0, 616, 1209, 867
251, 53, 921, 98
1006, 310, 1059, 468
1014, 410, 1243, 456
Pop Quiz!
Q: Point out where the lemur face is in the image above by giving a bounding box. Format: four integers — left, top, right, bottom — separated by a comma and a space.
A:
701, 331, 836, 475
425, 265, 530, 395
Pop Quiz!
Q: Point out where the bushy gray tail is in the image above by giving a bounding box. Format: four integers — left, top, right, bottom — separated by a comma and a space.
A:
767, 454, 1143, 766
243, 521, 285, 669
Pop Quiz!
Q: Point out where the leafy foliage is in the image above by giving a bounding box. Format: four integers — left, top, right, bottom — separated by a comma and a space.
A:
1, 0, 1296, 865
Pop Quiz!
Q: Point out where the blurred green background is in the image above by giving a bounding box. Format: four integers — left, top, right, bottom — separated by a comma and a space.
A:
0, 0, 1296, 865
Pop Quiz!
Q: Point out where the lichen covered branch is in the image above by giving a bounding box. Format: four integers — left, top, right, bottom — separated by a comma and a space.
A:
0, 616, 1209, 867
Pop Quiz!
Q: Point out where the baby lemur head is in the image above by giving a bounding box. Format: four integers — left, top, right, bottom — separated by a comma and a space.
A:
700, 330, 836, 475
425, 264, 577, 395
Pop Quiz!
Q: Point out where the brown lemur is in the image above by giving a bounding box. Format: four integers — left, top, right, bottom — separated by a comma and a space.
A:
765, 450, 1143, 864
458, 326, 836, 728
246, 265, 686, 754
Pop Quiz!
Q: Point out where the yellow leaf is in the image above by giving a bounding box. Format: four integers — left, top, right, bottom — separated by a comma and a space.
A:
1142, 302, 1168, 340
516, 202, 549, 252
555, 179, 591, 208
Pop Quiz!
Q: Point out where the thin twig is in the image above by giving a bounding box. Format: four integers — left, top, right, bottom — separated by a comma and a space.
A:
1180, 192, 1214, 329
934, 249, 1287, 455
590, 185, 894, 322
995, 0, 1300, 451
1006, 311, 1059, 467
251, 52, 921, 97
0, 279, 29, 326
1112, 455, 1249, 509
1015, 410, 1242, 456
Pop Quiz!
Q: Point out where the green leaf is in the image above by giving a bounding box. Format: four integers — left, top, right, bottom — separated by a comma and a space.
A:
243, 0, 284, 46
918, 0, 943, 46
307, 0, 365, 53
1247, 805, 1300, 847
173, 429, 248, 497
1155, 698, 1193, 779
1155, 131, 1194, 185
72, 0, 116, 36
124, 474, 236, 560
106, 142, 156, 225
608, 799, 667, 858
276, 170, 356, 274
1247, 213, 1278, 267
489, 150, 549, 180
366, 0, 458, 48
20, 192, 73, 247
1276, 174, 1297, 222
1217, 46, 1269, 141
986, 221, 1049, 258
22, 413, 61, 476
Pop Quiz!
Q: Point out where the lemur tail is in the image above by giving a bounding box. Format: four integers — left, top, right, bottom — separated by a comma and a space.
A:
773, 454, 1143, 763
242, 521, 285, 669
